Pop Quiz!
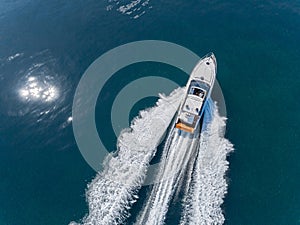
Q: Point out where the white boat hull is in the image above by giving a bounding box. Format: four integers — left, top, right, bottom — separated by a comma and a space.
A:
175, 53, 217, 133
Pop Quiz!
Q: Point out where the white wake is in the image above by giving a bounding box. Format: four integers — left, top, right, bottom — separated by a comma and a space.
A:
134, 100, 233, 225
134, 128, 199, 225
69, 88, 184, 225
179, 101, 234, 225
70, 89, 233, 225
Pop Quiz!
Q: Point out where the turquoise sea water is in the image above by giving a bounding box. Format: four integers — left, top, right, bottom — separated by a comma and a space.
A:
0, 1, 299, 224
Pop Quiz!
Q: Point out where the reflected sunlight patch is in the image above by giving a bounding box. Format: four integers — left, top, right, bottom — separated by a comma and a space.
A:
19, 76, 59, 102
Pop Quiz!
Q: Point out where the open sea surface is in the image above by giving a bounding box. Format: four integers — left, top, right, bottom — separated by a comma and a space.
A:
0, 0, 299, 224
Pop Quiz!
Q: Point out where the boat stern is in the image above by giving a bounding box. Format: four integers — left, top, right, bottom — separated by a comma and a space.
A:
175, 111, 199, 134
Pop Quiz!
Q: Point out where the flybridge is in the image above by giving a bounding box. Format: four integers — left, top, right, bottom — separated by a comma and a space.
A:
175, 53, 217, 133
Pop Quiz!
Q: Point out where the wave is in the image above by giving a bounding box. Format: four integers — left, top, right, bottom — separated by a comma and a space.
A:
69, 88, 184, 225
179, 101, 234, 225
106, 0, 151, 19
134, 129, 199, 225
134, 100, 233, 225
70, 89, 233, 225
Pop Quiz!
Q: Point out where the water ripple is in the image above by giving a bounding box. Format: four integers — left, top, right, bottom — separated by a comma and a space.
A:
106, 0, 152, 19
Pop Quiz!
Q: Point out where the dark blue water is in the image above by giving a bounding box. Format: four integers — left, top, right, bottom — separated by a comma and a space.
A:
0, 1, 300, 224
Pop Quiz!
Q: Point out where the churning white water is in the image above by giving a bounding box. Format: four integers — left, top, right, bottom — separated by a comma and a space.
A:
70, 89, 233, 225
70, 88, 184, 225
134, 100, 233, 225
179, 101, 234, 225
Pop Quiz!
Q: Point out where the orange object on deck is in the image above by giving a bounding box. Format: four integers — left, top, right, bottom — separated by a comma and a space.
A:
175, 122, 194, 133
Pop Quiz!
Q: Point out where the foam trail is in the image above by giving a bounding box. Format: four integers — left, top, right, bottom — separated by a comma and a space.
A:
69, 88, 184, 225
135, 100, 233, 225
135, 128, 200, 225
179, 101, 234, 225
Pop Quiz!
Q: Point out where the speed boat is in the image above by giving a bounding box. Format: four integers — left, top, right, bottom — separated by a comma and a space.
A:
175, 53, 217, 133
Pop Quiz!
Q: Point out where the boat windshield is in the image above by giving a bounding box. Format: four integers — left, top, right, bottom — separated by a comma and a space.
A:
189, 87, 205, 98
188, 80, 209, 98
190, 80, 210, 92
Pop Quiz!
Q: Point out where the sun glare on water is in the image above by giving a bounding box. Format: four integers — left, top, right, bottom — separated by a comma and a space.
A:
19, 76, 59, 102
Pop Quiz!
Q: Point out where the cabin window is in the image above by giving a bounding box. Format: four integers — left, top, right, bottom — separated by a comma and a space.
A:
189, 87, 205, 98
